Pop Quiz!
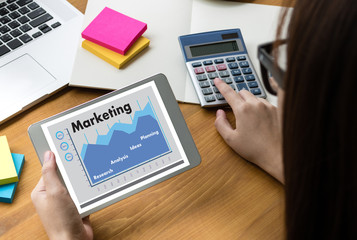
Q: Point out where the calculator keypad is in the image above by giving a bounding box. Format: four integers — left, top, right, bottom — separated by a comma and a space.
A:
189, 54, 266, 106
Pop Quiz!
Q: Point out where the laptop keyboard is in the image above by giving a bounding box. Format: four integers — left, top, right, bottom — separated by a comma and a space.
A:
0, 0, 61, 57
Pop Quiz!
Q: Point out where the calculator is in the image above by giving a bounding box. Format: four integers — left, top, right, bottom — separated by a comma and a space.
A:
179, 29, 266, 107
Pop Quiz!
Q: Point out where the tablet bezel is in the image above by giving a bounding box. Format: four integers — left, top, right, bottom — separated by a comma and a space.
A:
28, 73, 201, 217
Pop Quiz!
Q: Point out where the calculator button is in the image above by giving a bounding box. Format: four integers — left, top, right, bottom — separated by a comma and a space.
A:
203, 60, 213, 65
210, 80, 215, 86
216, 64, 227, 71
202, 88, 213, 95
228, 62, 238, 69
216, 93, 225, 100
205, 95, 216, 102
239, 61, 249, 68
237, 56, 246, 61
219, 71, 230, 78
242, 68, 252, 74
197, 74, 207, 81
245, 75, 255, 81
231, 69, 241, 76
205, 66, 216, 72
234, 76, 244, 83
214, 58, 224, 64
237, 83, 249, 91
251, 88, 262, 95
192, 62, 202, 67
194, 67, 205, 74
208, 72, 219, 79
230, 84, 236, 90
199, 81, 210, 88
213, 86, 220, 93
223, 77, 233, 84
248, 81, 258, 88
226, 57, 235, 62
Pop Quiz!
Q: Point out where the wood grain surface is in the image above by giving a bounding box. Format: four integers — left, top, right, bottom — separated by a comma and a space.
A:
0, 0, 289, 239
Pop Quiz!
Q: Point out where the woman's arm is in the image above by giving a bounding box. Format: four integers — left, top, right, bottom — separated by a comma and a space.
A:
214, 78, 284, 183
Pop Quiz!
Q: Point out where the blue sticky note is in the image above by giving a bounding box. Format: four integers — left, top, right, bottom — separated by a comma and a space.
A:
0, 153, 25, 203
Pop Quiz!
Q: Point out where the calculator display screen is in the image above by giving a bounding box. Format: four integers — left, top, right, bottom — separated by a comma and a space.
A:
190, 41, 239, 57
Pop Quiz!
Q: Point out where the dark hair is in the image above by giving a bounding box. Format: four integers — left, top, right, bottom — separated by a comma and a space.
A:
281, 0, 357, 239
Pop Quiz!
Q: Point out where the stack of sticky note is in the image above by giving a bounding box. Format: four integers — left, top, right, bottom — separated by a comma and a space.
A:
0, 136, 25, 203
81, 7, 150, 69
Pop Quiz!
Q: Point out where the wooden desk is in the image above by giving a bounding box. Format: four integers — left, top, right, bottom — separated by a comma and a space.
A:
0, 0, 289, 239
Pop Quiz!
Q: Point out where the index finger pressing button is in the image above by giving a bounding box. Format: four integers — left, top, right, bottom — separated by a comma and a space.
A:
214, 78, 243, 107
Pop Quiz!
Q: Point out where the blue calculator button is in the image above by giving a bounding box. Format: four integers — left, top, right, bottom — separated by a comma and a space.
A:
245, 75, 255, 81
202, 88, 213, 95
226, 57, 235, 62
248, 81, 258, 88
205, 95, 216, 102
231, 69, 241, 76
237, 56, 246, 61
239, 61, 249, 68
237, 83, 249, 91
197, 74, 207, 81
230, 84, 236, 90
251, 88, 262, 95
214, 58, 224, 64
192, 62, 202, 67
216, 93, 225, 100
203, 60, 213, 65
228, 62, 239, 69
242, 68, 252, 75
234, 76, 244, 82
219, 71, 230, 78
208, 72, 219, 79
199, 81, 210, 88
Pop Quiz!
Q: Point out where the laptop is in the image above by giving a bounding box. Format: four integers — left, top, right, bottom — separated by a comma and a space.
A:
0, 0, 83, 124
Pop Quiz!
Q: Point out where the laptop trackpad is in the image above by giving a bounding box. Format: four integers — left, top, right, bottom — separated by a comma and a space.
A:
0, 54, 56, 109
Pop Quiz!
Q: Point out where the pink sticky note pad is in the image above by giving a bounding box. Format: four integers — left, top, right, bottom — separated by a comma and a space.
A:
81, 7, 147, 55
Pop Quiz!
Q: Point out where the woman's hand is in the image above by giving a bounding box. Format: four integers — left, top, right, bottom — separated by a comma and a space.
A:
31, 151, 94, 240
214, 78, 284, 183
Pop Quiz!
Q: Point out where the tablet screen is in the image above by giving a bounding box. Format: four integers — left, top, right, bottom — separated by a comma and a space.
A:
41, 81, 190, 214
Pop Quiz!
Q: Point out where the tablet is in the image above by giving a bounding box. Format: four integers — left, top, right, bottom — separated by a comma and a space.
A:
28, 74, 201, 217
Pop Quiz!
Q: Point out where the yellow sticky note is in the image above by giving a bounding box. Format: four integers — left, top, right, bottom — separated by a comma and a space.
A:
82, 36, 150, 69
0, 136, 18, 185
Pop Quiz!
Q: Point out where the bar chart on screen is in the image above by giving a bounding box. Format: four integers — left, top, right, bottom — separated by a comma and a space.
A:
65, 98, 172, 186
